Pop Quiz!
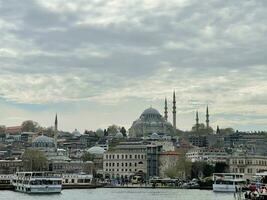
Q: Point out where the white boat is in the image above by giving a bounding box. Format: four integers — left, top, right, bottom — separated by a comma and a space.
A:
12, 172, 62, 194
62, 173, 94, 188
213, 173, 246, 192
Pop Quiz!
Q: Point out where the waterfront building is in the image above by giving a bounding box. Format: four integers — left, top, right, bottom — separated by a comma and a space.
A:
0, 160, 23, 174
50, 160, 93, 174
103, 142, 147, 179
128, 107, 174, 138
229, 153, 267, 178
186, 147, 229, 164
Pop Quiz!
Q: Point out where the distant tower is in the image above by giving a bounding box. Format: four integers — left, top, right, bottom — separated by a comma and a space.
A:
172, 91, 176, 129
54, 114, 58, 150
216, 125, 220, 134
196, 111, 200, 133
164, 97, 168, 121
206, 105, 210, 128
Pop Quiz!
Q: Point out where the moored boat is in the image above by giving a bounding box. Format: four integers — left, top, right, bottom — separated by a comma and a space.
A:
12, 172, 62, 194
212, 173, 246, 192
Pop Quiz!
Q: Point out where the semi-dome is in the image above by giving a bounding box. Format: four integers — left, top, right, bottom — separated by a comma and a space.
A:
87, 146, 105, 155
151, 132, 160, 140
32, 135, 55, 148
142, 107, 161, 116
72, 129, 81, 137
115, 132, 124, 139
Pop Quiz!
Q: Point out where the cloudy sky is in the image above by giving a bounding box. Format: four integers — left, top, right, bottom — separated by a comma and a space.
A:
0, 0, 266, 132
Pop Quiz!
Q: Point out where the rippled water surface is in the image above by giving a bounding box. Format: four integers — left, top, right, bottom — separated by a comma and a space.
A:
0, 188, 239, 200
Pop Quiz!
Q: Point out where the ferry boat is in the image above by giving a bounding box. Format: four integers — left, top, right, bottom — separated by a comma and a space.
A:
0, 174, 13, 190
62, 173, 94, 189
213, 173, 246, 192
12, 172, 62, 194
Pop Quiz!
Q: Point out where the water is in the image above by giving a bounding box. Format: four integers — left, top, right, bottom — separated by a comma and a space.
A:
0, 188, 240, 200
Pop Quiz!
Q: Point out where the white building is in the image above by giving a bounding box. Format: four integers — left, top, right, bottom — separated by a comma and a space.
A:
186, 147, 228, 163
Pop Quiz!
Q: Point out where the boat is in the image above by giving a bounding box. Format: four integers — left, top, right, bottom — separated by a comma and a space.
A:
62, 173, 95, 189
12, 172, 62, 194
244, 172, 267, 200
0, 174, 13, 190
212, 173, 246, 192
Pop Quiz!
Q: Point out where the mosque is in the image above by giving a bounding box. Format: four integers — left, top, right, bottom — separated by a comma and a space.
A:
128, 91, 177, 138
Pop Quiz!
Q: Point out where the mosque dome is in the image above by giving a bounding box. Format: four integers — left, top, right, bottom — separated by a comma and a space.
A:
72, 129, 81, 137
32, 135, 55, 148
129, 106, 174, 138
142, 107, 161, 116
151, 132, 160, 140
87, 146, 105, 155
115, 132, 124, 139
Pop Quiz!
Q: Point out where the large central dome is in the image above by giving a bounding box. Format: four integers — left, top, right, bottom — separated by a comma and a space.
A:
129, 107, 174, 138
141, 107, 161, 116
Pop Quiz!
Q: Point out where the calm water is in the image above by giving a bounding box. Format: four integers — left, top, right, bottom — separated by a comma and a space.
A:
0, 188, 240, 200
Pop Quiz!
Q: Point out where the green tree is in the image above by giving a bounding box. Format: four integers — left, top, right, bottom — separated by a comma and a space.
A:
214, 162, 229, 173
81, 152, 94, 162
21, 120, 41, 132
165, 152, 192, 179
22, 149, 48, 171
96, 129, 104, 137
0, 125, 6, 134
220, 128, 235, 135
107, 125, 120, 136
203, 163, 214, 177
191, 123, 214, 135
120, 127, 127, 137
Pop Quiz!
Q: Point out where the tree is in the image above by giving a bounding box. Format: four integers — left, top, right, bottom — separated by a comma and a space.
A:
21, 120, 40, 132
191, 162, 214, 179
107, 125, 120, 136
0, 125, 6, 134
165, 152, 192, 179
120, 127, 127, 137
191, 123, 214, 135
96, 129, 104, 137
81, 152, 94, 162
220, 128, 235, 135
214, 162, 229, 173
22, 149, 48, 171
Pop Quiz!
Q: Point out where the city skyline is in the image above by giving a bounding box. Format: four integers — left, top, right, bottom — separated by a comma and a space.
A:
0, 0, 266, 132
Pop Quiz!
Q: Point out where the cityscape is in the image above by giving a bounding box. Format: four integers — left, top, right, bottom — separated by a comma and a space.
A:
0, 0, 267, 200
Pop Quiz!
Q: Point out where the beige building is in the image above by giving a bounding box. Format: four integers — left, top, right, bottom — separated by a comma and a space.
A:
229, 154, 267, 178
103, 143, 147, 179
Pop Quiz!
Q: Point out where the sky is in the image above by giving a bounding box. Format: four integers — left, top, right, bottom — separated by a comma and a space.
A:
0, 0, 266, 132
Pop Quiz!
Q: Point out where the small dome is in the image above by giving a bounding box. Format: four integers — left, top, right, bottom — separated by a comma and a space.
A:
151, 132, 160, 140
32, 135, 55, 148
87, 146, 105, 155
72, 129, 81, 137
142, 107, 161, 116
115, 132, 123, 139
33, 135, 54, 144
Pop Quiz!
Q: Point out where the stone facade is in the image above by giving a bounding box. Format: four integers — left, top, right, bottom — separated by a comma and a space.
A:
229, 154, 267, 178
103, 143, 147, 179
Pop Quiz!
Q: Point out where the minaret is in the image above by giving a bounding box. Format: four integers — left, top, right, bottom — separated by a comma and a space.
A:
216, 125, 220, 134
164, 97, 168, 121
206, 105, 210, 128
172, 91, 176, 129
196, 111, 199, 133
54, 114, 58, 150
